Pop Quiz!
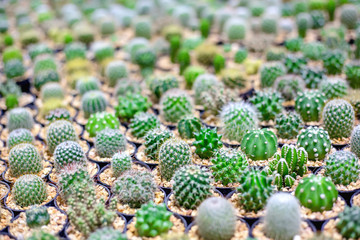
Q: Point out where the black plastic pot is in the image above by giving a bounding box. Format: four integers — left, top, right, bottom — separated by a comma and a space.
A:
16, 78, 31, 93
222, 141, 241, 149
350, 189, 360, 207
331, 143, 348, 151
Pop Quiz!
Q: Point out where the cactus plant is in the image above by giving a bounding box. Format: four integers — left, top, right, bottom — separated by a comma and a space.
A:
149, 75, 179, 101
81, 90, 107, 118
54, 141, 86, 172
322, 50, 346, 75
159, 138, 191, 181
34, 70, 60, 91
224, 18, 246, 41
13, 174, 48, 207
336, 206, 360, 239
105, 60, 128, 87
351, 125, 360, 158
266, 47, 285, 62
301, 41, 325, 61
183, 66, 206, 89
195, 42, 219, 66
4, 59, 25, 79
134, 18, 152, 39
193, 73, 219, 105
260, 62, 286, 88
9, 143, 43, 178
295, 90, 327, 123
320, 77, 348, 99
196, 197, 236, 240
160, 89, 193, 123
201, 85, 237, 116
234, 48, 248, 63
193, 128, 223, 159
275, 112, 304, 140
345, 61, 360, 89
135, 202, 173, 237
169, 36, 181, 64
33, 56, 57, 74
322, 99, 355, 140
273, 74, 305, 101
301, 66, 325, 89
64, 42, 86, 61
129, 112, 160, 138
241, 129, 277, 161
76, 76, 100, 95
310, 10, 326, 29
284, 54, 307, 74
95, 129, 127, 158
113, 170, 157, 208
177, 49, 191, 75
144, 128, 174, 160
285, 38, 303, 52
26, 205, 50, 228
85, 112, 120, 138
111, 152, 132, 178
7, 107, 34, 132
45, 108, 71, 122
211, 148, 248, 186
7, 128, 34, 149
115, 93, 151, 122
340, 4, 358, 29
172, 165, 213, 209
46, 120, 77, 154
295, 174, 338, 212
115, 79, 141, 97
40, 82, 64, 101
92, 42, 114, 63
213, 54, 226, 74
134, 47, 156, 77
177, 115, 202, 139
263, 193, 301, 240
297, 127, 331, 161
88, 227, 127, 240
250, 90, 284, 121
236, 169, 274, 213
296, 12, 312, 38
27, 230, 58, 240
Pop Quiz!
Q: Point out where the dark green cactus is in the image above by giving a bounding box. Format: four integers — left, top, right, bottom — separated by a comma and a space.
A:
297, 127, 331, 161
7, 128, 34, 149
134, 47, 156, 77
115, 93, 151, 122
160, 89, 193, 123
13, 175, 48, 207
111, 152, 132, 178
85, 111, 120, 137
95, 129, 127, 158
178, 49, 191, 75
301, 66, 325, 89
46, 120, 77, 154
54, 141, 86, 172
250, 90, 284, 121
26, 205, 50, 228
144, 128, 174, 160
295, 90, 327, 123
275, 112, 304, 140
193, 128, 223, 159
336, 206, 360, 239
177, 115, 202, 139
241, 129, 278, 161
9, 143, 43, 178
129, 112, 160, 138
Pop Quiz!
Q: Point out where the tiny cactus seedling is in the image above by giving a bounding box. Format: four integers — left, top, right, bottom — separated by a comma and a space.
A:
172, 165, 213, 209
95, 129, 127, 158
129, 112, 160, 138
111, 152, 132, 178
160, 89, 193, 124
54, 141, 86, 172
7, 107, 34, 132
250, 90, 284, 121
295, 90, 327, 123
46, 120, 77, 154
297, 127, 331, 161
81, 90, 107, 118
9, 143, 43, 178
13, 174, 48, 207
135, 202, 173, 237
85, 111, 120, 138
319, 77, 348, 100
26, 205, 50, 228
275, 112, 304, 140
295, 174, 338, 212
144, 128, 174, 160
196, 197, 237, 240
88, 227, 127, 240
351, 125, 360, 158
241, 129, 278, 161
134, 47, 156, 77
336, 206, 360, 239
213, 54, 226, 74
7, 128, 34, 149
193, 128, 223, 159
177, 115, 202, 139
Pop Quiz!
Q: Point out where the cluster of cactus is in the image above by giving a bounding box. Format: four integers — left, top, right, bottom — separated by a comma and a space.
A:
319, 77, 348, 99
274, 74, 305, 101
336, 206, 360, 239
172, 165, 213, 209
297, 127, 331, 161
7, 107, 34, 132
7, 128, 34, 149
9, 143, 43, 177
295, 90, 327, 123
81, 90, 107, 118
295, 174, 338, 212
275, 112, 304, 140
144, 128, 174, 160
193, 128, 223, 159
85, 111, 120, 137
113, 170, 157, 208
54, 141, 86, 172
46, 120, 77, 154
177, 115, 202, 139
26, 205, 50, 228
241, 129, 278, 161
115, 93, 151, 122
250, 90, 284, 121
95, 129, 127, 158
129, 112, 160, 138
111, 152, 132, 178
160, 89, 193, 123
12, 174, 48, 207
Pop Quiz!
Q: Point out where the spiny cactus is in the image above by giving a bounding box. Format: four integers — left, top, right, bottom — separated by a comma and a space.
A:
45, 108, 71, 122
322, 50, 346, 75
250, 90, 284, 121
224, 18, 246, 41
111, 152, 132, 178
144, 128, 174, 160
301, 66, 325, 89
172, 165, 213, 209
46, 120, 77, 154
64, 42, 86, 61
301, 41, 325, 60
196, 197, 236, 240
195, 42, 219, 66
322, 99, 355, 140
275, 112, 304, 140
92, 42, 114, 63
113, 170, 157, 208
260, 62, 286, 88
134, 47, 156, 77
241, 129, 278, 161
220, 101, 259, 143
336, 206, 360, 239
105, 60, 128, 87
7, 128, 34, 149
34, 70, 60, 91
192, 73, 219, 105
263, 193, 301, 240
295, 90, 327, 123
115, 93, 151, 122
13, 175, 48, 207
26, 205, 50, 228
297, 127, 331, 161
236, 169, 274, 213
159, 138, 191, 181
149, 75, 179, 101
177, 115, 202, 139
345, 61, 360, 89
325, 151, 360, 186
28, 44, 52, 60
274, 74, 305, 101
201, 85, 237, 116
54, 141, 86, 172
134, 18, 152, 39
135, 202, 173, 237
351, 125, 360, 158
9, 143, 43, 178
40, 82, 64, 101
160, 89, 193, 123
76, 76, 100, 96
85, 111, 120, 138
211, 148, 248, 186
33, 55, 57, 74
220, 68, 246, 89
193, 128, 223, 159
340, 4, 358, 29
95, 129, 127, 158
129, 112, 160, 138
284, 54, 307, 74
4, 59, 25, 78
295, 174, 338, 212
81, 90, 107, 118
7, 107, 34, 132
88, 227, 127, 240
320, 77, 348, 99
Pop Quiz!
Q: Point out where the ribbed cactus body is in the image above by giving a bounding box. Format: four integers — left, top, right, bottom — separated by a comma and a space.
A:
129, 112, 160, 138
196, 197, 236, 240
260, 62, 286, 87
172, 165, 213, 209
144, 128, 173, 160
9, 143, 43, 177
177, 116, 202, 139
13, 175, 48, 207
297, 127, 331, 161
295, 90, 326, 122
241, 129, 277, 161
320, 77, 348, 99
275, 112, 303, 140
105, 61, 128, 87
295, 174, 338, 212
26, 205, 50, 228
85, 111, 120, 137
159, 138, 191, 181
193, 128, 223, 159
336, 206, 360, 239
46, 120, 77, 154
95, 129, 127, 158
322, 99, 355, 139
111, 152, 132, 178
340, 4, 358, 29
7, 128, 34, 149
81, 90, 107, 118
250, 90, 284, 121
351, 125, 360, 158
40, 82, 64, 101
34, 70, 60, 91
160, 89, 193, 123
54, 141, 86, 172
76, 76, 100, 96
7, 107, 34, 132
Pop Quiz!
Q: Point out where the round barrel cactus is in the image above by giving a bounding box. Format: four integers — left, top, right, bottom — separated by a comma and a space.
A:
26, 205, 50, 228
192, 73, 219, 105
144, 128, 174, 160
340, 4, 358, 29
177, 115, 202, 139
336, 206, 360, 239
7, 107, 34, 132
275, 112, 304, 140
260, 62, 286, 88
9, 143, 43, 178
297, 127, 331, 161
111, 152, 132, 178
241, 129, 278, 161
46, 120, 77, 154
85, 112, 120, 138
295, 90, 326, 123
7, 128, 34, 149
81, 90, 107, 118
129, 112, 160, 138
54, 141, 86, 172
76, 76, 100, 96
95, 129, 127, 158
13, 174, 48, 207
319, 77, 348, 100
160, 89, 193, 123
105, 60, 128, 87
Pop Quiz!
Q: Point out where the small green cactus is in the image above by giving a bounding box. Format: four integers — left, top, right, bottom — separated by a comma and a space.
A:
340, 4, 358, 29
351, 125, 360, 158
81, 90, 107, 118
160, 89, 193, 123
2, 46, 22, 63
261, 15, 278, 34
64, 42, 86, 61
26, 205, 50, 228
115, 93, 151, 122
135, 202, 173, 237
33, 56, 57, 74
111, 152, 132, 178
284, 54, 307, 74
301, 41, 325, 60
129, 112, 160, 138
234, 48, 248, 63
54, 141, 86, 172
40, 82, 64, 101
7, 128, 34, 149
297, 127, 331, 161
105, 60, 128, 87
211, 148, 248, 186
193, 128, 223, 159
296, 12, 312, 38
169, 36, 181, 64
322, 99, 355, 140
34, 70, 60, 91
201, 85, 237, 116
177, 115, 202, 139
76, 76, 100, 96
193, 73, 219, 105
115, 79, 141, 97
250, 90, 284, 121
241, 129, 278, 161
200, 18, 210, 39
213, 54, 226, 74
159, 138, 191, 181
336, 206, 360, 239
144, 128, 174, 160
134, 47, 156, 77
295, 174, 338, 212
7, 107, 34, 132
196, 197, 237, 240
178, 49, 191, 75
28, 44, 52, 60
345, 61, 360, 89
295, 90, 327, 123
13, 174, 48, 207
85, 111, 120, 138
195, 42, 219, 66
320, 77, 348, 99
88, 227, 127, 240
275, 112, 304, 140
134, 18, 152, 39
301, 66, 325, 89
183, 66, 206, 89
46, 120, 77, 154
322, 50, 346, 75
149, 75, 179, 101
274, 74, 305, 101
113, 170, 157, 208
93, 42, 114, 63
95, 129, 127, 158
9, 143, 43, 178
266, 47, 285, 62
285, 38, 303, 52
172, 165, 213, 209
260, 62, 286, 88
4, 59, 25, 79
236, 169, 274, 213
224, 18, 246, 41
